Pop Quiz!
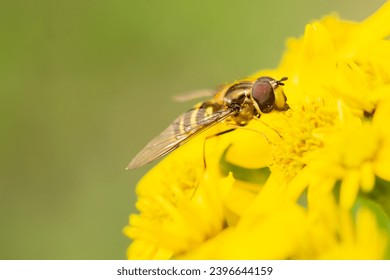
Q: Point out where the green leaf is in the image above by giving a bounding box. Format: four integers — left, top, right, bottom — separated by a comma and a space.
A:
361, 176, 390, 218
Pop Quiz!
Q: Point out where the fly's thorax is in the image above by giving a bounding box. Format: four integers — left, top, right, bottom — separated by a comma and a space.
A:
223, 82, 253, 107
222, 81, 258, 125
230, 102, 259, 125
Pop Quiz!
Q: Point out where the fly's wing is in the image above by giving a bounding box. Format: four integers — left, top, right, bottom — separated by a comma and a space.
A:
127, 105, 235, 169
173, 89, 215, 102
172, 84, 227, 102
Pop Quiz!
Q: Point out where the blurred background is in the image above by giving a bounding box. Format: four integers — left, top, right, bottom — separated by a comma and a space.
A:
0, 0, 386, 259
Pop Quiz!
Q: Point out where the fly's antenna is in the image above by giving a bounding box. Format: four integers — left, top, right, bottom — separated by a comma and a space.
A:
276, 77, 288, 86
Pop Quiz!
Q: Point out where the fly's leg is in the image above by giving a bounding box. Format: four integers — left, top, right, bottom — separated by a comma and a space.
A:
190, 127, 237, 199
191, 121, 281, 198
256, 119, 284, 139
203, 128, 237, 169
201, 119, 282, 171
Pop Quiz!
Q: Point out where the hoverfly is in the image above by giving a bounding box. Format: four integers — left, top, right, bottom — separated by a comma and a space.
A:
127, 76, 289, 169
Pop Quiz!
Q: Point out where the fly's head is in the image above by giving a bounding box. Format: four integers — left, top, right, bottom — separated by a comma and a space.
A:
251, 76, 289, 114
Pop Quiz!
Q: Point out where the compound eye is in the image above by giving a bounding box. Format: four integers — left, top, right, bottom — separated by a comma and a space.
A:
252, 77, 275, 113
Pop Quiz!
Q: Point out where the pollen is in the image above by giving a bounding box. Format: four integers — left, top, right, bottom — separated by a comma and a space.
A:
267, 95, 339, 180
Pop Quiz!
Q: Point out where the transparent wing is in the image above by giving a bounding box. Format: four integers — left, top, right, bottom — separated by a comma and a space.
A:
172, 89, 215, 102
127, 106, 235, 169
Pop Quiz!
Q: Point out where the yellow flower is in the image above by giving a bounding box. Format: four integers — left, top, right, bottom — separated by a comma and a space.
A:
123, 135, 235, 259
179, 182, 389, 259
291, 113, 390, 210
125, 2, 390, 259
316, 206, 389, 260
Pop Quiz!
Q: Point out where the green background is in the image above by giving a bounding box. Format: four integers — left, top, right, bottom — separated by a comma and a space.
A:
0, 0, 386, 259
